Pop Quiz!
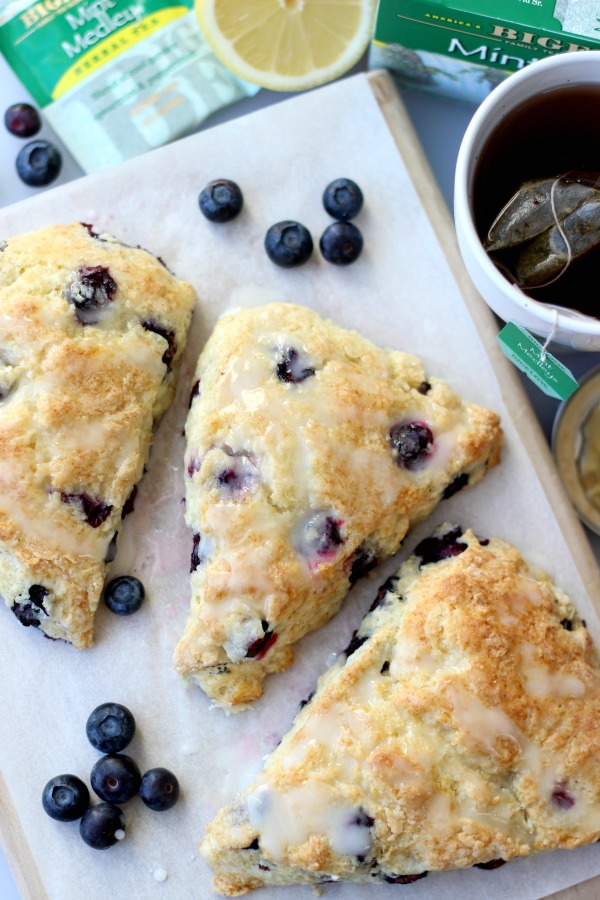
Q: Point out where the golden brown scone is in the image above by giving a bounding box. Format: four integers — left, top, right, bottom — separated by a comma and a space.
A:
174, 303, 501, 709
0, 222, 196, 648
201, 524, 600, 894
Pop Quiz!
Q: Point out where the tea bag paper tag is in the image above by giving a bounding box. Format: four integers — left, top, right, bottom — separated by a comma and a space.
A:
497, 322, 579, 400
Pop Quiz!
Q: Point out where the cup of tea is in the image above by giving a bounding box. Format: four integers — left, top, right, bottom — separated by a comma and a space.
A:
454, 51, 600, 351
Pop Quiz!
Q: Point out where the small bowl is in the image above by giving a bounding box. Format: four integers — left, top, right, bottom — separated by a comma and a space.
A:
454, 51, 600, 352
552, 364, 600, 536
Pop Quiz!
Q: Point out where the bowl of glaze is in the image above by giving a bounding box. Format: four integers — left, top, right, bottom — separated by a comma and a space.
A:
454, 51, 600, 351
552, 364, 600, 536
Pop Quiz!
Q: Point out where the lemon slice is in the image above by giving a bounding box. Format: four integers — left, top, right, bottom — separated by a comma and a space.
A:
194, 0, 378, 92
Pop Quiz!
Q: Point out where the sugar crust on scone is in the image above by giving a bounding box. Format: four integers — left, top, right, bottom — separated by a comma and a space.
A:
201, 525, 600, 895
174, 303, 502, 709
0, 222, 196, 648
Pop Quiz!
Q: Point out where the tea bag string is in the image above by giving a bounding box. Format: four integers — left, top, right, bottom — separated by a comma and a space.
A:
540, 309, 559, 362
541, 174, 574, 288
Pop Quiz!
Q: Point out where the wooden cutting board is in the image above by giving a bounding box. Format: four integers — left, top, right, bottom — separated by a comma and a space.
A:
0, 70, 599, 900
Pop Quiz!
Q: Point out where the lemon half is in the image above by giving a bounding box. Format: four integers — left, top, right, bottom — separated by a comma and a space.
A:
194, 0, 378, 92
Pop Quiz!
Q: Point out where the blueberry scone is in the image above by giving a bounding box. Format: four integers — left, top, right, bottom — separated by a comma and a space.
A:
174, 303, 502, 708
201, 524, 600, 894
0, 222, 196, 647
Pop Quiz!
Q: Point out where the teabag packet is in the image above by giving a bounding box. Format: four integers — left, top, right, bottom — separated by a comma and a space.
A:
484, 172, 600, 288
0, 0, 259, 173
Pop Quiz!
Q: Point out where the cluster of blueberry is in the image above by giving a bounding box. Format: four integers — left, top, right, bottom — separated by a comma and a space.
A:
4, 102, 62, 187
198, 177, 364, 267
42, 703, 179, 850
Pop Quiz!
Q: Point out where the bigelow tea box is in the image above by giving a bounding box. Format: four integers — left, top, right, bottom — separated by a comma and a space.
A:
369, 0, 600, 105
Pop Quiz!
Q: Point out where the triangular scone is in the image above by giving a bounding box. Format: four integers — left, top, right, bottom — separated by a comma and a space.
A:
174, 303, 501, 708
201, 525, 600, 894
0, 223, 196, 647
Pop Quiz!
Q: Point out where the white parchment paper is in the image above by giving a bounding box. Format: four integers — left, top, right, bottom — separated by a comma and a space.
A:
0, 72, 599, 900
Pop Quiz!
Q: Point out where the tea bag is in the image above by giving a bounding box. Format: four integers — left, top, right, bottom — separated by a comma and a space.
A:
515, 195, 600, 287
484, 172, 600, 288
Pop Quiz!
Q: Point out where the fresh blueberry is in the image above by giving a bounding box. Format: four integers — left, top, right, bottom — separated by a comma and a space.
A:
91, 754, 141, 804
389, 421, 433, 469
4, 102, 41, 138
16, 139, 61, 186
79, 802, 125, 850
199, 178, 243, 222
103, 576, 145, 616
319, 221, 363, 265
66, 266, 117, 325
60, 491, 113, 527
265, 221, 313, 268
275, 346, 315, 383
139, 767, 180, 811
86, 703, 136, 754
322, 178, 363, 220
42, 774, 90, 821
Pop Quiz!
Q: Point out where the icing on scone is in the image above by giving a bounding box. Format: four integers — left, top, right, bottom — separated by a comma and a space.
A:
174, 302, 502, 709
0, 222, 196, 647
201, 526, 600, 895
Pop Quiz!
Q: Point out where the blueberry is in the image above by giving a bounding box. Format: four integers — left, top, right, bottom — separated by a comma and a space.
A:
4, 103, 41, 138
79, 802, 125, 849
348, 542, 379, 586
91, 754, 141, 804
139, 767, 180, 811
60, 491, 113, 527
389, 421, 433, 470
86, 703, 136, 753
66, 265, 117, 324
319, 221, 363, 265
103, 575, 145, 616
294, 510, 345, 558
322, 178, 363, 220
199, 179, 243, 222
265, 221, 313, 268
382, 872, 428, 884
275, 346, 315, 383
442, 472, 469, 499
343, 631, 368, 659
245, 620, 277, 659
16, 139, 61, 187
191, 532, 202, 572
551, 781, 576, 810
142, 319, 176, 370
414, 526, 468, 566
42, 774, 90, 821
475, 859, 506, 870
188, 379, 201, 408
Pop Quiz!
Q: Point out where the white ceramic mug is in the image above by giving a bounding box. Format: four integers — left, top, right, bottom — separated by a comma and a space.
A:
454, 51, 600, 351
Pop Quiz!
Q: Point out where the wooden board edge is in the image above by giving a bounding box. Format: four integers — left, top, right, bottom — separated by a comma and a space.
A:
0, 769, 49, 900
366, 68, 600, 603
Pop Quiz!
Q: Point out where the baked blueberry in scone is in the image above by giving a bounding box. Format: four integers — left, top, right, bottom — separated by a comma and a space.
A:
174, 302, 502, 709
201, 525, 600, 895
0, 222, 196, 648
